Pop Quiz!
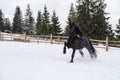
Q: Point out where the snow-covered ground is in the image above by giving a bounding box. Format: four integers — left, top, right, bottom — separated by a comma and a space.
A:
0, 41, 120, 80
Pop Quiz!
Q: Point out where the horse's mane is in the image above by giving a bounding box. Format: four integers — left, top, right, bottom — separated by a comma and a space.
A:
74, 24, 83, 37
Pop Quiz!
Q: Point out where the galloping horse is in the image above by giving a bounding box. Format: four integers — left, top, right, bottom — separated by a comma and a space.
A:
63, 22, 97, 63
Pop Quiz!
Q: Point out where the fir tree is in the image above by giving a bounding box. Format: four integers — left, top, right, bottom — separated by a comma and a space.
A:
76, 0, 87, 35
76, 0, 93, 37
75, 0, 112, 39
90, 0, 106, 39
116, 19, 120, 39
12, 6, 23, 33
42, 5, 50, 35
91, 0, 113, 39
24, 4, 35, 35
4, 18, 11, 32
50, 10, 62, 35
68, 3, 76, 23
64, 3, 76, 35
36, 10, 43, 35
0, 9, 5, 32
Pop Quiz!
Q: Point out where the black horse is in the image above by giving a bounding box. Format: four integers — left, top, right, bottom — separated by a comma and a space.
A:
63, 22, 97, 63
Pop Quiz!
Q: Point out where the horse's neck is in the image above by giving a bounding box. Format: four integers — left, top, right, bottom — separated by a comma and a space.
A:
75, 26, 83, 37
69, 32, 76, 37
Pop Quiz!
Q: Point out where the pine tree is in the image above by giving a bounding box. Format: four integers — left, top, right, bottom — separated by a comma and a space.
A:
50, 10, 62, 35
42, 5, 50, 35
68, 3, 76, 23
4, 18, 11, 32
91, 0, 113, 39
24, 4, 35, 35
75, 0, 112, 39
0, 9, 5, 32
64, 3, 76, 35
76, 0, 89, 35
76, 0, 96, 37
12, 6, 23, 33
116, 19, 120, 39
36, 10, 43, 35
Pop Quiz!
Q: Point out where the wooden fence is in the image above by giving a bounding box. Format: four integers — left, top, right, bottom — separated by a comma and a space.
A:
0, 32, 120, 51
0, 32, 29, 42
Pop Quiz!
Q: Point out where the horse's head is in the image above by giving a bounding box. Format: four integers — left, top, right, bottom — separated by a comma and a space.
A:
68, 22, 76, 36
68, 21, 83, 37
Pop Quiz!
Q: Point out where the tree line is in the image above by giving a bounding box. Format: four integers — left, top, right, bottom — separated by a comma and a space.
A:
0, 0, 120, 40
64, 0, 120, 40
0, 4, 62, 35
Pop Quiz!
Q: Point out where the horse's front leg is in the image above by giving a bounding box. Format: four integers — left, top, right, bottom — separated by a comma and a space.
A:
70, 49, 76, 63
63, 42, 67, 54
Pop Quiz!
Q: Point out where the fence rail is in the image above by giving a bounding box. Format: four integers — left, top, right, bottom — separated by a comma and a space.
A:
0, 32, 120, 51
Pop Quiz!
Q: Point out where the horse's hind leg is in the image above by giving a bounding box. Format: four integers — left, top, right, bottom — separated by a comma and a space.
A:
79, 49, 84, 57
70, 49, 76, 63
85, 47, 94, 58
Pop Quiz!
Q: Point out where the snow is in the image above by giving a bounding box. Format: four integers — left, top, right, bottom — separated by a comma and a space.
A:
0, 41, 120, 80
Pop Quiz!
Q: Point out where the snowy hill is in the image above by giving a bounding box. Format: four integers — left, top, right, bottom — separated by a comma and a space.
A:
0, 41, 120, 80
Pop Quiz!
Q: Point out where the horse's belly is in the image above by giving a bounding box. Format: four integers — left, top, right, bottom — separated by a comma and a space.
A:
72, 40, 85, 49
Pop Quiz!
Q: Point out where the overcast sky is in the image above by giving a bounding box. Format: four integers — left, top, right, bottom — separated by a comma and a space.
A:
0, 0, 120, 30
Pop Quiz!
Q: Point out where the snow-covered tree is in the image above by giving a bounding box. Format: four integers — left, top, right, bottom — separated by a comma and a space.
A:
24, 4, 35, 35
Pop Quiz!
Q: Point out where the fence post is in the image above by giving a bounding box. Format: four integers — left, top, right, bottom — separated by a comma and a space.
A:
0, 32, 2, 40
11, 33, 13, 41
105, 36, 109, 52
37, 35, 39, 44
0, 32, 3, 41
50, 34, 53, 44
24, 33, 26, 42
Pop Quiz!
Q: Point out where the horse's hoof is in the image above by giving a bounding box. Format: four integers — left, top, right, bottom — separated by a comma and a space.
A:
70, 61, 73, 63
63, 52, 66, 54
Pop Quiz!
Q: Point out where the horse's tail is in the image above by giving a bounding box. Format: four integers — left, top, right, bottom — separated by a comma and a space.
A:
88, 38, 97, 58
63, 42, 67, 54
